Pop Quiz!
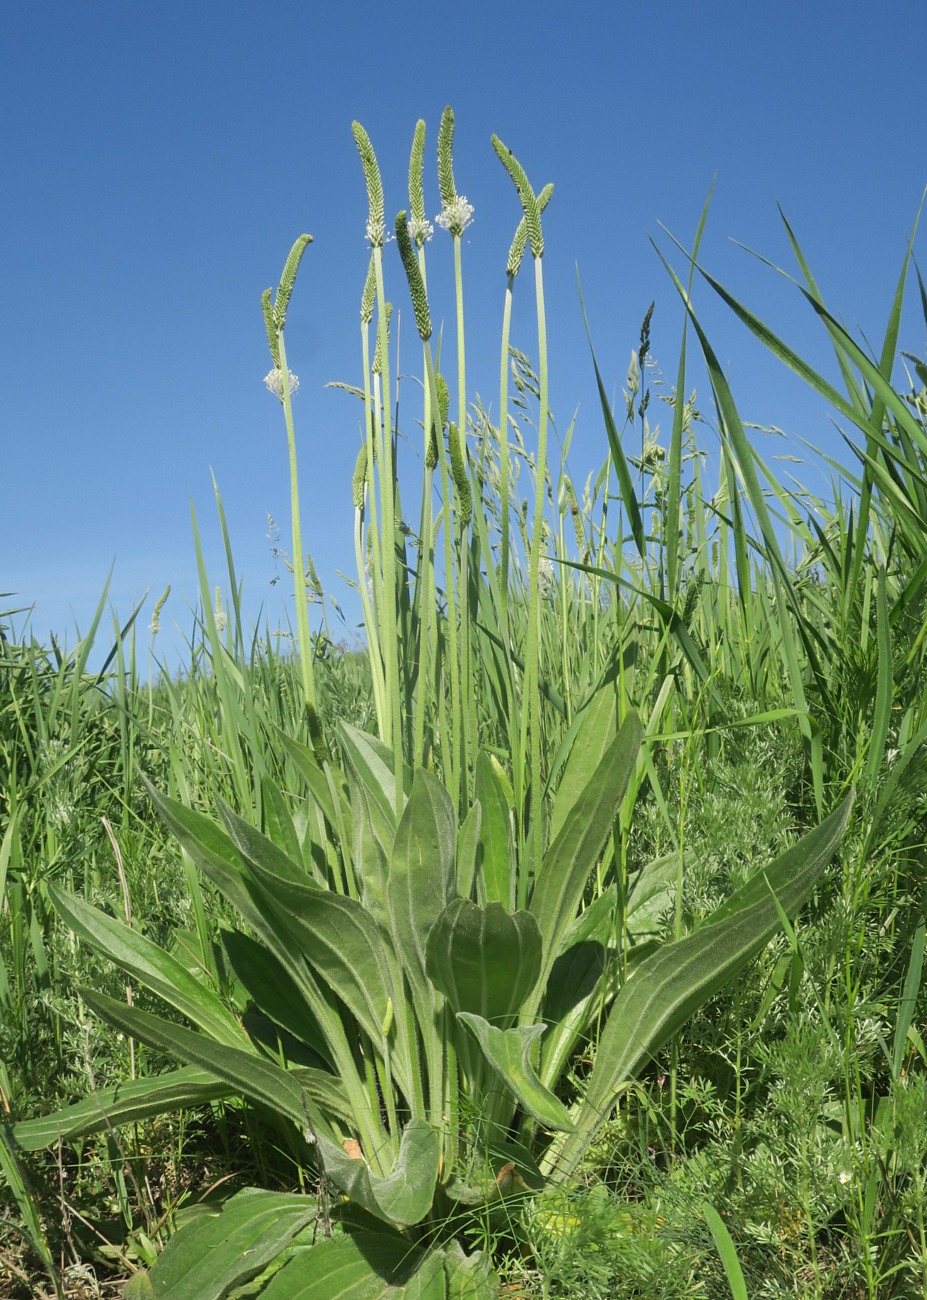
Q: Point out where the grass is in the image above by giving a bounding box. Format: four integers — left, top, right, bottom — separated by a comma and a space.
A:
2, 114, 927, 1297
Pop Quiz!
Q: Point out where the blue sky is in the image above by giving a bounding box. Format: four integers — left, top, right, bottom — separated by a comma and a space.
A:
3, 1, 925, 670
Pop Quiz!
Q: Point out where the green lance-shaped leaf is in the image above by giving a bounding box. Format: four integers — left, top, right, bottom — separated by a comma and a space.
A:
538, 887, 616, 1090
457, 1017, 574, 1131
11, 1067, 234, 1153
552, 793, 853, 1179
273, 725, 350, 840
530, 712, 641, 991
437, 105, 457, 208
448, 421, 472, 524
425, 899, 542, 1023
315, 1118, 440, 1228
341, 721, 408, 845
549, 678, 623, 844
409, 118, 427, 228
131, 1187, 319, 1300
395, 210, 433, 341
506, 182, 554, 278
474, 751, 514, 909
76, 988, 333, 1138
261, 773, 306, 871
455, 801, 482, 901
260, 1230, 446, 1299
492, 135, 543, 259
222, 929, 334, 1074
219, 803, 397, 1057
388, 769, 457, 991
352, 120, 385, 247
218, 798, 321, 891
49, 885, 246, 1049
444, 1241, 498, 1300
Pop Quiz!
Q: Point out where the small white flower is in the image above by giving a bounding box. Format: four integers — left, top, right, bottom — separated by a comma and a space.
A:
436, 195, 474, 237
365, 218, 394, 248
409, 214, 434, 246
838, 1170, 852, 1185
264, 367, 300, 401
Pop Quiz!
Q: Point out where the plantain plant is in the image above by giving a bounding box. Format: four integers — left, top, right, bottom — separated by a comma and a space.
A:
6, 113, 867, 1296
13, 689, 851, 1297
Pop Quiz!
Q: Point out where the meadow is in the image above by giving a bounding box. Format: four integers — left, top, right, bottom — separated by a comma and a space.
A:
2, 110, 927, 1298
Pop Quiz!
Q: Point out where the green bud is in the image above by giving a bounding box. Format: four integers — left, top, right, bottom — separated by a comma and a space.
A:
352, 443, 368, 509
492, 135, 543, 259
373, 302, 393, 375
506, 183, 553, 278
394, 210, 432, 341
261, 288, 280, 369
409, 119, 426, 226
565, 478, 585, 551
275, 234, 312, 332
361, 255, 376, 324
436, 371, 450, 431
437, 105, 457, 209
449, 422, 472, 525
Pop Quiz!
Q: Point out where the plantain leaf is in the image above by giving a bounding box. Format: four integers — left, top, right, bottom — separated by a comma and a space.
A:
219, 820, 397, 1057
136, 1186, 318, 1300
219, 800, 321, 890
473, 752, 513, 908
388, 769, 456, 991
262, 773, 308, 870
76, 988, 332, 1138
49, 885, 246, 1049
425, 900, 542, 1023
549, 680, 621, 844
457, 1016, 574, 1131
11, 1067, 233, 1153
314, 1118, 440, 1228
221, 928, 332, 1069
455, 801, 482, 901
529, 712, 641, 1002
340, 722, 409, 841
261, 1229, 446, 1298
538, 888, 617, 1090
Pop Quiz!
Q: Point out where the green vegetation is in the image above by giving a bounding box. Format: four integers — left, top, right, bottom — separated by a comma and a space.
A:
2, 112, 927, 1298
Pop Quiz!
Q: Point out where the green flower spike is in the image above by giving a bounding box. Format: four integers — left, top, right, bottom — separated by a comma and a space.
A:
352, 121, 386, 247
262, 234, 312, 377
394, 211, 432, 341
492, 135, 543, 258
437, 106, 457, 210
361, 254, 376, 325
373, 302, 393, 375
436, 106, 474, 237
448, 421, 472, 524
352, 443, 368, 509
564, 477, 585, 551
408, 120, 432, 246
436, 371, 450, 432
506, 182, 554, 278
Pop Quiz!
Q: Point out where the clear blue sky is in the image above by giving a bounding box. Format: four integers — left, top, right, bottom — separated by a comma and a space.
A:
3, 1, 925, 670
